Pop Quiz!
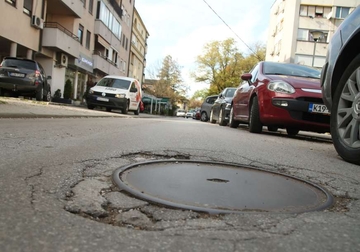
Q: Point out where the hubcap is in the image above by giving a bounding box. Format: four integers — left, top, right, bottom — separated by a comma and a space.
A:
336, 67, 360, 148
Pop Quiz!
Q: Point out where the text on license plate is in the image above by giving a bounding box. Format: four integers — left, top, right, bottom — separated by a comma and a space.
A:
97, 97, 109, 102
10, 73, 25, 77
308, 103, 329, 114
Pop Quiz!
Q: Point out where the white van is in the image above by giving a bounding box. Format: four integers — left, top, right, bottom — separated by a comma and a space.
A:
86, 75, 142, 114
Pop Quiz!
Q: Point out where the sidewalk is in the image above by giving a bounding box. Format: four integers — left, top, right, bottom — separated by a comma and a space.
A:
0, 97, 129, 118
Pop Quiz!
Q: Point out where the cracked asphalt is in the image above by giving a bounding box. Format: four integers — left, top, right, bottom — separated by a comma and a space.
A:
0, 97, 359, 252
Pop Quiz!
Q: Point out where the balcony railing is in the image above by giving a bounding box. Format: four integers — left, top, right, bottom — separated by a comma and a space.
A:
44, 22, 79, 41
93, 50, 117, 66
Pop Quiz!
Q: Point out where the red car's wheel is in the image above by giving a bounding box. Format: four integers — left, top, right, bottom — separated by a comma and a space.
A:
249, 96, 262, 133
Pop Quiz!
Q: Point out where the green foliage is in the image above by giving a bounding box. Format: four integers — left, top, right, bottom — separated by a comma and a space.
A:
193, 38, 266, 96
153, 55, 189, 104
192, 89, 209, 100
64, 79, 72, 100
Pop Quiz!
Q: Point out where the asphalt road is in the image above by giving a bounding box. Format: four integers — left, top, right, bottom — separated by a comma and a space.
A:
0, 97, 359, 252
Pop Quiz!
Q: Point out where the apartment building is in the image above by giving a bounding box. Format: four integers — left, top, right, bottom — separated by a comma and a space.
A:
266, 0, 360, 68
0, 0, 135, 100
129, 7, 149, 84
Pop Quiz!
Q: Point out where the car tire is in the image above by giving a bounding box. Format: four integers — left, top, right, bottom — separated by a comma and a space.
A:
330, 54, 360, 165
106, 107, 112, 112
36, 86, 43, 101
201, 112, 208, 121
209, 109, 216, 124
122, 101, 129, 114
249, 96, 262, 133
87, 104, 94, 110
218, 108, 227, 126
134, 105, 140, 115
286, 128, 299, 136
229, 106, 240, 128
44, 87, 51, 102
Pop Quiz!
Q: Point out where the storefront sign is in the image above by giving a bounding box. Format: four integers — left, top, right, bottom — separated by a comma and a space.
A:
75, 53, 94, 72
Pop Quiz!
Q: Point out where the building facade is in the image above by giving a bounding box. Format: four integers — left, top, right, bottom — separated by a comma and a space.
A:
0, 0, 136, 100
266, 0, 360, 68
129, 7, 149, 84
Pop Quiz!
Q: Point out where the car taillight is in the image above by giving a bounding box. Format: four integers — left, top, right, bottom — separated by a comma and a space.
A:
35, 70, 40, 78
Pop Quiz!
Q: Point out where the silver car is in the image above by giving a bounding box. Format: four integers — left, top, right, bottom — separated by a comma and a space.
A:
320, 5, 360, 165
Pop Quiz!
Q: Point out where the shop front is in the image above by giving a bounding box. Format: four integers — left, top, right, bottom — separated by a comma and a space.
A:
67, 52, 94, 103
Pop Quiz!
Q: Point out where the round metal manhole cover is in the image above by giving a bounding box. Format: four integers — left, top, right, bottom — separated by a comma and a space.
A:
112, 160, 333, 214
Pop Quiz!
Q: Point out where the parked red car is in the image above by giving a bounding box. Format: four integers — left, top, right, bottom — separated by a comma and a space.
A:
229, 61, 330, 136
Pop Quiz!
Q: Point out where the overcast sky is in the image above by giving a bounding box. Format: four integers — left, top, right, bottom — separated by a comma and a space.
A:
135, 0, 275, 97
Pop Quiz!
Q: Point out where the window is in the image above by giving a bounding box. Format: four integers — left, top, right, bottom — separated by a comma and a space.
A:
86, 30, 91, 49
78, 24, 84, 45
112, 50, 118, 65
23, 0, 32, 15
336, 7, 350, 19
297, 29, 309, 41
299, 5, 331, 18
125, 38, 128, 51
88, 0, 93, 14
122, 34, 125, 48
6, 0, 16, 6
250, 65, 259, 83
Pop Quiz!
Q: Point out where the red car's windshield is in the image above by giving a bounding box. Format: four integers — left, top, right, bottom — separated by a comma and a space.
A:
263, 62, 321, 79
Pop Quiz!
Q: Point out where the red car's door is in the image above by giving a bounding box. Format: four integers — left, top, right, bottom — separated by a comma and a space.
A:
235, 64, 260, 121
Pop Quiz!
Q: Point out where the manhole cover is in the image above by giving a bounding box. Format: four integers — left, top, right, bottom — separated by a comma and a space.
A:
112, 160, 333, 214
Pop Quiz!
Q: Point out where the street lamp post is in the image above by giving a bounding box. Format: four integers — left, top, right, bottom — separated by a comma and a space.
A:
310, 31, 324, 67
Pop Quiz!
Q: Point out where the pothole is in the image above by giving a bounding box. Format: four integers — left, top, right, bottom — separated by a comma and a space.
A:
112, 160, 334, 214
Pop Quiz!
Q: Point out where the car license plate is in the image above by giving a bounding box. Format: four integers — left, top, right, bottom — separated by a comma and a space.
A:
308, 103, 329, 114
97, 97, 109, 102
9, 72, 25, 78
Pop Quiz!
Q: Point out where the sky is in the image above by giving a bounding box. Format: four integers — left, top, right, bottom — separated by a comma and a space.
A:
135, 0, 275, 98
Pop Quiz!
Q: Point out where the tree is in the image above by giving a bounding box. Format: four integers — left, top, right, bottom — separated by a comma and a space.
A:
193, 38, 244, 95
241, 42, 266, 73
187, 98, 203, 109
64, 79, 72, 99
152, 55, 189, 104
193, 38, 266, 96
192, 88, 209, 100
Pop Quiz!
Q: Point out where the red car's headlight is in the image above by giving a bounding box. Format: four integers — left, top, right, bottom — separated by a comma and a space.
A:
268, 81, 295, 94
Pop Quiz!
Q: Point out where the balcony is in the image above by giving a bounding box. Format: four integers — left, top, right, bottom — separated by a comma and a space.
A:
94, 20, 121, 49
46, 0, 83, 18
295, 40, 328, 56
42, 22, 80, 58
93, 52, 120, 75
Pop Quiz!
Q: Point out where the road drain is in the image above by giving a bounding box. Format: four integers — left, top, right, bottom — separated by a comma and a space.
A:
112, 160, 333, 214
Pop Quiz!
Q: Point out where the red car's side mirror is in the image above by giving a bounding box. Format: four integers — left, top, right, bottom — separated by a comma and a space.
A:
241, 73, 252, 81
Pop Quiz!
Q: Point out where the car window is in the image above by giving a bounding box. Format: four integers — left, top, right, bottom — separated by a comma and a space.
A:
96, 78, 131, 89
208, 97, 217, 104
225, 88, 235, 98
38, 63, 45, 74
263, 62, 321, 78
250, 65, 259, 83
2, 59, 36, 70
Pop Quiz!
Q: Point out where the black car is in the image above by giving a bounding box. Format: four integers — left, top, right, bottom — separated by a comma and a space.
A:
209, 87, 236, 126
320, 5, 360, 165
0, 57, 51, 101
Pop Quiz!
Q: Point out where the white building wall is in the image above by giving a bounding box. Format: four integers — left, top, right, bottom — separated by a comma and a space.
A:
266, 0, 360, 68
